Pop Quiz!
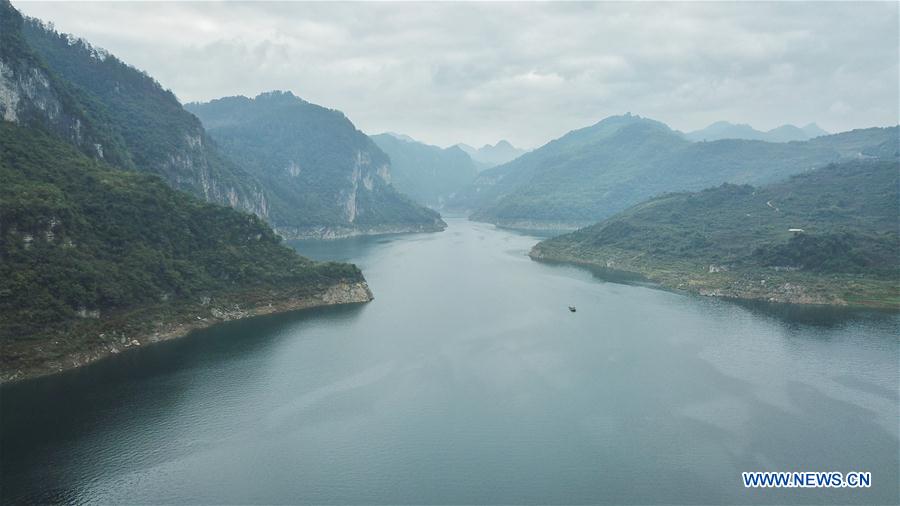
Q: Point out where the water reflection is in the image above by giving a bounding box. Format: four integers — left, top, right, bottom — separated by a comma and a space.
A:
1, 219, 897, 505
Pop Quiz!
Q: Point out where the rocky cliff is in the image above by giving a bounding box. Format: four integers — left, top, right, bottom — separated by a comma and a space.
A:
186, 92, 446, 239
0, 2, 269, 217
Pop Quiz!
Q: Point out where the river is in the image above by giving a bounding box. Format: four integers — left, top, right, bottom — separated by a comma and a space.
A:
1, 217, 897, 504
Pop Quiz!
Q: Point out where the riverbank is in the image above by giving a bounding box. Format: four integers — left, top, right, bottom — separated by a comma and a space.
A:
529, 246, 900, 309
0, 281, 373, 384
274, 220, 447, 240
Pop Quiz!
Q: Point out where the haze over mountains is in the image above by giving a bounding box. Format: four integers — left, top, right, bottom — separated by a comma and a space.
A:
453, 113, 897, 229
371, 133, 478, 207
684, 121, 830, 143
185, 92, 445, 238
1, 0, 898, 381
456, 141, 527, 170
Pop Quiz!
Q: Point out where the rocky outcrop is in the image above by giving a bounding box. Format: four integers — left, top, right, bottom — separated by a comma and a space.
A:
0, 281, 373, 384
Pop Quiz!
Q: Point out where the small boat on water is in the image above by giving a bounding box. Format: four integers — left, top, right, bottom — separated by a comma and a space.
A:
568, 305, 576, 312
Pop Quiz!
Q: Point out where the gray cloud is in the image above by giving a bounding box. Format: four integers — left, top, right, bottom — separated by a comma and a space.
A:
14, 1, 899, 148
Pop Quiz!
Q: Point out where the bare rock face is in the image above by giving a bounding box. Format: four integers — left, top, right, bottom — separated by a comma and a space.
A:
3, 11, 270, 219
185, 92, 446, 239
321, 281, 375, 305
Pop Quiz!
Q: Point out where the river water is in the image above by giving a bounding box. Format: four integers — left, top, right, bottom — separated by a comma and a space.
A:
1, 218, 898, 504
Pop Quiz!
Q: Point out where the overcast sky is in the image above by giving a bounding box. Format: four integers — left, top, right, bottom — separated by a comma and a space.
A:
14, 1, 899, 149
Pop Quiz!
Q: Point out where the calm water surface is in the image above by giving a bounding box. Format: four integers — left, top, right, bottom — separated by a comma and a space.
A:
2, 218, 898, 504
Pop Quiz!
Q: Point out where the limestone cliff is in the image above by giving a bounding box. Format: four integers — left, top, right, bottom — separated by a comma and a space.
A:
186, 92, 446, 239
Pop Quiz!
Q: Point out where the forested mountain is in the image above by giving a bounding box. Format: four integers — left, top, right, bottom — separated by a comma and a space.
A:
0, 123, 371, 381
685, 121, 829, 142
186, 93, 446, 239
531, 160, 899, 307
457, 140, 526, 169
1, 5, 268, 216
452, 113, 898, 229
371, 133, 478, 207
0, 1, 373, 381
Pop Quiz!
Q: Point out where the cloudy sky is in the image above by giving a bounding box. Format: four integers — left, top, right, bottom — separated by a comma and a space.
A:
14, 1, 898, 148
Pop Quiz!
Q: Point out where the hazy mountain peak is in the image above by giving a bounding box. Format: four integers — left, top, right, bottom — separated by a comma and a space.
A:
802, 123, 829, 138
454, 139, 526, 169
382, 132, 418, 143
686, 120, 829, 143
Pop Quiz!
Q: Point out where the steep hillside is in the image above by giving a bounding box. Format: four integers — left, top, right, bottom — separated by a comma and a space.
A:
531, 160, 899, 307
0, 123, 372, 382
0, 3, 268, 216
454, 113, 897, 229
371, 133, 478, 207
186, 92, 446, 239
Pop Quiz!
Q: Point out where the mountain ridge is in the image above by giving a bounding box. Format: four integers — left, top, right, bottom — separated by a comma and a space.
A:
185, 91, 446, 239
685, 121, 830, 143
452, 113, 898, 229
456, 139, 526, 169
371, 133, 478, 207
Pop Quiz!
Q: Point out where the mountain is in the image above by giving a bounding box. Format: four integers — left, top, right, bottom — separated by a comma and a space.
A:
6, 10, 268, 217
800, 123, 830, 138
0, 122, 372, 382
685, 121, 830, 142
186, 93, 446, 239
0, 1, 373, 382
382, 132, 417, 143
371, 133, 478, 207
457, 140, 526, 169
531, 160, 899, 308
452, 113, 897, 229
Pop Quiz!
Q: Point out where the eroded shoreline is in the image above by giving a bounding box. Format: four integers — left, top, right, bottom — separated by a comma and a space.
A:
0, 281, 373, 384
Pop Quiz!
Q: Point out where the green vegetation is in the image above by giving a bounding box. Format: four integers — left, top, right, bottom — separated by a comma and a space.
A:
5, 6, 266, 214
186, 93, 445, 236
454, 114, 898, 227
371, 133, 478, 206
0, 123, 366, 376
531, 160, 900, 307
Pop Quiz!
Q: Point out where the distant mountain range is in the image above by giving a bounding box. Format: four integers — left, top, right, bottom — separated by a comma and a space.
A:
684, 121, 829, 143
452, 113, 897, 229
456, 140, 526, 169
531, 160, 899, 308
371, 133, 478, 207
186, 92, 445, 239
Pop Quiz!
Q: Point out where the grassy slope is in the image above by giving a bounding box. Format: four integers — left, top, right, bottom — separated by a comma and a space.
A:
531, 161, 900, 307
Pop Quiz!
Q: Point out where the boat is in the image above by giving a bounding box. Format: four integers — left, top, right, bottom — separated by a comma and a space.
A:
568, 305, 576, 312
